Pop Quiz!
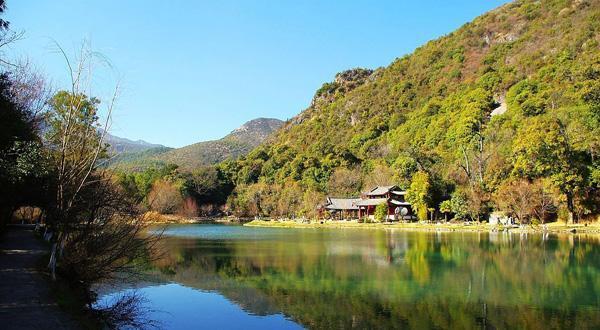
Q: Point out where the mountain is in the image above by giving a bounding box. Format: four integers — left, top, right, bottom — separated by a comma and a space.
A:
103, 131, 167, 154
157, 118, 284, 170
109, 118, 284, 171
225, 0, 600, 219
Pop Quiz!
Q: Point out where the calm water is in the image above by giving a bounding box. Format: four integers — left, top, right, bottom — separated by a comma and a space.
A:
100, 224, 600, 329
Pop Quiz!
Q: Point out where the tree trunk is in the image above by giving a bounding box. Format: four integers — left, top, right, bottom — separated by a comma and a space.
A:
566, 193, 575, 224
47, 231, 64, 280
48, 242, 58, 280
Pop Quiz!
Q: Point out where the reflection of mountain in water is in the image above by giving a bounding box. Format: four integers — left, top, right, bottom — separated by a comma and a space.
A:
145, 227, 600, 329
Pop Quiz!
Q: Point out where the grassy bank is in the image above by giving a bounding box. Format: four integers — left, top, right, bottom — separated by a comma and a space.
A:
244, 219, 600, 234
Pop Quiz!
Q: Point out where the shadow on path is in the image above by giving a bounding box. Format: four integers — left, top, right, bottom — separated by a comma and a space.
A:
0, 225, 78, 329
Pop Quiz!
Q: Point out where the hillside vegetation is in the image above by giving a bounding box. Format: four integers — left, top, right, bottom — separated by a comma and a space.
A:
157, 118, 283, 170
109, 118, 283, 171
219, 0, 600, 222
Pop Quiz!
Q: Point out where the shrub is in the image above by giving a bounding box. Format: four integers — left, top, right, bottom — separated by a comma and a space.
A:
374, 203, 388, 223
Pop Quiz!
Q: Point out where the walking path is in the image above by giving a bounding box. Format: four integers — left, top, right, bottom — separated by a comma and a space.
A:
0, 225, 78, 329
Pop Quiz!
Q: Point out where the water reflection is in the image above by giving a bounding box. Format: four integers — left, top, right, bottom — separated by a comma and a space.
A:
141, 225, 599, 329
99, 283, 302, 330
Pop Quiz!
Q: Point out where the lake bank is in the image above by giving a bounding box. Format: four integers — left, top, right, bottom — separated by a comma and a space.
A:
143, 211, 248, 225
244, 219, 600, 234
142, 211, 600, 235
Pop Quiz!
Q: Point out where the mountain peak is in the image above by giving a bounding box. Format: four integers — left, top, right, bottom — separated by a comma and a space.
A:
103, 131, 166, 154
229, 118, 284, 139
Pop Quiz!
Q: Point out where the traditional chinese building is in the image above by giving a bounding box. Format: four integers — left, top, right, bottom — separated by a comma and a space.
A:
322, 197, 361, 220
322, 185, 413, 221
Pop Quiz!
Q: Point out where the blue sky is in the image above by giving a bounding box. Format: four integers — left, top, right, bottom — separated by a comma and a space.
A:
6, 0, 508, 148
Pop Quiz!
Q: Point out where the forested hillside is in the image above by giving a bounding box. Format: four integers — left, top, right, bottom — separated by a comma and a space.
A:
157, 117, 283, 170
221, 0, 600, 222
109, 117, 283, 171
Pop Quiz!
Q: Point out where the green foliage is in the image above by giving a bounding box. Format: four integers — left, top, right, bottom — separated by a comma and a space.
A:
116, 164, 179, 204
315, 82, 339, 98
374, 203, 388, 223
0, 74, 51, 222
406, 171, 431, 221
104, 146, 171, 171
47, 91, 102, 144
450, 192, 470, 221
506, 79, 547, 116
439, 200, 452, 216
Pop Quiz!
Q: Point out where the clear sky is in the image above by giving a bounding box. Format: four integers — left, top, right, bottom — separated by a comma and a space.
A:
5, 0, 509, 148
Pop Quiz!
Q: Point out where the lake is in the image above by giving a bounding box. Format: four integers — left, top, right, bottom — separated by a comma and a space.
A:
99, 224, 600, 329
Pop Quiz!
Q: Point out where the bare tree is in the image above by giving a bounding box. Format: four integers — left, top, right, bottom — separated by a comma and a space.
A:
0, 0, 25, 68
494, 179, 551, 224
7, 60, 52, 128
45, 41, 119, 278
531, 179, 557, 224
41, 42, 162, 327
327, 167, 362, 197
147, 180, 183, 214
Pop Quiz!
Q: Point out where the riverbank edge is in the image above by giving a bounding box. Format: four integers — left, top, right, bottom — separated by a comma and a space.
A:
243, 220, 600, 234
31, 228, 103, 329
142, 211, 249, 225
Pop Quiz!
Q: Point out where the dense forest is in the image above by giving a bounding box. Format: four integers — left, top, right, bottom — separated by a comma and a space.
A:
89, 0, 600, 224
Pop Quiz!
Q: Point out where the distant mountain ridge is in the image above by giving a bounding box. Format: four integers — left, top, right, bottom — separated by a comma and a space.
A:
107, 118, 284, 171
103, 131, 167, 154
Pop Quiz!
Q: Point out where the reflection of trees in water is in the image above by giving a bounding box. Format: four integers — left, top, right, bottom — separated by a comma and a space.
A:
149, 232, 600, 329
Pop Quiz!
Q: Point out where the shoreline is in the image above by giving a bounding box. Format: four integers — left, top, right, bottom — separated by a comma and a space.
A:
243, 219, 600, 235
143, 212, 250, 225
143, 213, 600, 235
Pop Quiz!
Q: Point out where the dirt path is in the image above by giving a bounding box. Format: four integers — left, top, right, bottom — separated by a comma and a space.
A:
0, 225, 78, 329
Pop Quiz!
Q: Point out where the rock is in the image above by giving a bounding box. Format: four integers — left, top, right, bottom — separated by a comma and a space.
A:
491, 94, 508, 116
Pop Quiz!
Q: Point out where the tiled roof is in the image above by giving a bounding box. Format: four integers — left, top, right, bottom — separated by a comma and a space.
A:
355, 198, 388, 206
325, 198, 360, 210
391, 190, 407, 195
366, 186, 397, 196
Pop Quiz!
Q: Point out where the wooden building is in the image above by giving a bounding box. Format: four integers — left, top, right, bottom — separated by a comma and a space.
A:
323, 186, 413, 222
323, 197, 361, 220
357, 186, 413, 221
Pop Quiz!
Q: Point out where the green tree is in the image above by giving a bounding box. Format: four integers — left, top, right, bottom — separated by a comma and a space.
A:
450, 191, 470, 221
374, 203, 388, 223
512, 116, 588, 222
406, 171, 431, 221
439, 200, 452, 222
506, 79, 547, 116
